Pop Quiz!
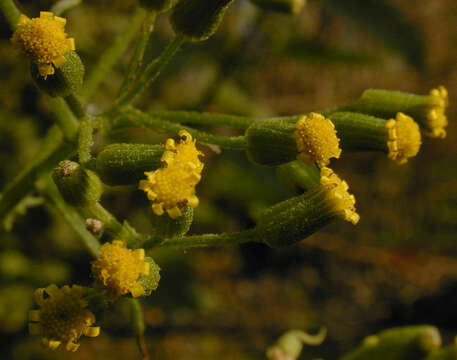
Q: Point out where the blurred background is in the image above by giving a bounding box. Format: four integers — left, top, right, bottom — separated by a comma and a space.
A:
0, 0, 456, 358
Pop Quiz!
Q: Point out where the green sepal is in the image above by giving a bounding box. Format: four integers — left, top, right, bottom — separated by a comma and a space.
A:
149, 205, 194, 238
140, 257, 161, 296
139, 0, 175, 11
250, 0, 305, 14
170, 0, 233, 42
256, 188, 335, 247
340, 325, 442, 360
52, 160, 103, 207
96, 143, 164, 186
245, 118, 298, 166
31, 50, 85, 97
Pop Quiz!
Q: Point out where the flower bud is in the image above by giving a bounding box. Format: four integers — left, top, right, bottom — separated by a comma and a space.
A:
139, 0, 175, 12
96, 143, 164, 186
31, 50, 84, 97
170, 0, 234, 42
246, 113, 341, 167
52, 160, 102, 207
258, 167, 358, 247
250, 0, 305, 14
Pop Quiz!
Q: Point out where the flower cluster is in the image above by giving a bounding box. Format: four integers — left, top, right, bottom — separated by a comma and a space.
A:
91, 240, 150, 300
293, 112, 342, 167
28, 284, 99, 352
385, 112, 422, 165
139, 130, 204, 219
11, 12, 75, 78
320, 166, 360, 225
426, 86, 449, 138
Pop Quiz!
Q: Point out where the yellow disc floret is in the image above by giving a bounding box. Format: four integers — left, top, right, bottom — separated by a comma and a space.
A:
320, 167, 359, 225
161, 130, 204, 173
11, 11, 75, 78
139, 130, 204, 219
139, 164, 201, 219
385, 113, 422, 165
91, 240, 150, 300
28, 284, 99, 352
293, 112, 342, 167
426, 86, 448, 138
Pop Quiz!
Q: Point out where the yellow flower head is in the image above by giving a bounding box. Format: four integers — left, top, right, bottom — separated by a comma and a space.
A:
161, 130, 204, 173
91, 240, 150, 300
139, 130, 203, 219
385, 113, 422, 165
11, 11, 75, 78
28, 284, 99, 352
293, 112, 342, 167
139, 164, 201, 219
426, 86, 448, 138
320, 167, 359, 225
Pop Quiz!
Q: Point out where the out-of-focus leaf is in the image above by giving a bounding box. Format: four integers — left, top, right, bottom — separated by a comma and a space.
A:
3, 195, 45, 231
318, 0, 426, 71
279, 37, 378, 65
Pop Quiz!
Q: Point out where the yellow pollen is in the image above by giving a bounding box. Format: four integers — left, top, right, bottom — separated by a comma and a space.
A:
385, 113, 422, 165
293, 112, 342, 167
320, 167, 359, 225
91, 240, 150, 300
11, 11, 75, 78
426, 86, 448, 138
139, 130, 203, 219
28, 284, 99, 352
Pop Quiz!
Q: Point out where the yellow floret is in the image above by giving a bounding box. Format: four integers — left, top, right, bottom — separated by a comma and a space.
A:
91, 240, 150, 300
385, 113, 422, 165
426, 86, 448, 138
161, 130, 204, 173
139, 165, 200, 219
320, 167, 359, 225
11, 11, 75, 78
28, 284, 99, 352
140, 130, 203, 219
293, 112, 342, 167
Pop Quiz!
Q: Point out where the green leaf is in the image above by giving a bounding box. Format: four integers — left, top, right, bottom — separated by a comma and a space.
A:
318, 0, 426, 71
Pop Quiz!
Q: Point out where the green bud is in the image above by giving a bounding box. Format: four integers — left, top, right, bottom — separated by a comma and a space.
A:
256, 187, 335, 247
245, 118, 298, 166
341, 326, 441, 360
140, 257, 161, 296
150, 205, 194, 238
31, 51, 84, 97
96, 144, 164, 186
170, 0, 234, 42
250, 0, 305, 14
139, 0, 175, 12
53, 160, 103, 207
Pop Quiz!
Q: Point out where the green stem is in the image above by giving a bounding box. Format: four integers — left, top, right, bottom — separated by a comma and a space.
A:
83, 202, 145, 247
118, 11, 157, 96
45, 181, 100, 258
50, 0, 82, 16
64, 93, 86, 119
81, 8, 147, 101
160, 229, 259, 249
129, 298, 150, 360
110, 108, 247, 150
78, 118, 94, 165
48, 97, 79, 141
148, 110, 255, 130
0, 126, 75, 221
0, 0, 20, 29
113, 34, 185, 109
